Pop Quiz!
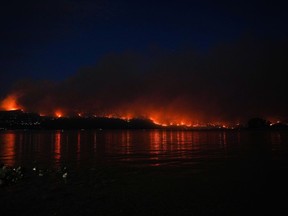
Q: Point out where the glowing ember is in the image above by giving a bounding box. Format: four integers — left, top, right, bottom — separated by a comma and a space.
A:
149, 116, 193, 127
119, 114, 133, 121
55, 111, 63, 118
0, 95, 21, 111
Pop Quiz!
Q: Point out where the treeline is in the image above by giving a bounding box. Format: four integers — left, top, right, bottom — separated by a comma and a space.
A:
0, 110, 158, 130
41, 117, 158, 130
0, 110, 287, 130
247, 117, 288, 129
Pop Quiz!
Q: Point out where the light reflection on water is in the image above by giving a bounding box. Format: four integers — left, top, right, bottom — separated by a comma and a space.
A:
0, 130, 287, 169
0, 133, 16, 166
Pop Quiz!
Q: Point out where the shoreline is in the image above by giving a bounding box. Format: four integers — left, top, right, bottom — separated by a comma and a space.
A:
1, 160, 288, 215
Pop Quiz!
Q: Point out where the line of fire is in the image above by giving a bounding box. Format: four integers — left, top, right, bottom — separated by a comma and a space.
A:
0, 109, 287, 131
0, 94, 287, 130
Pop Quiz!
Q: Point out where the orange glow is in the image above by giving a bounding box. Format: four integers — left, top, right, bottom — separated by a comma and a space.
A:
149, 115, 193, 127
27, 107, 230, 127
55, 111, 63, 118
0, 91, 232, 126
1, 133, 16, 166
54, 131, 61, 162
119, 114, 133, 121
0, 94, 22, 111
102, 113, 133, 121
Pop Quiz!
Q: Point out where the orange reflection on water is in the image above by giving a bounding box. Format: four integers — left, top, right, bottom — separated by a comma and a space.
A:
77, 131, 81, 163
120, 131, 132, 155
147, 130, 201, 165
150, 131, 161, 153
148, 130, 201, 152
54, 131, 61, 163
77, 132, 81, 154
218, 132, 227, 147
1, 133, 16, 166
93, 131, 97, 153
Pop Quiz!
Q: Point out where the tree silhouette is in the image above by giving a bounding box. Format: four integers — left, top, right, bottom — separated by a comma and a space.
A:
247, 117, 270, 129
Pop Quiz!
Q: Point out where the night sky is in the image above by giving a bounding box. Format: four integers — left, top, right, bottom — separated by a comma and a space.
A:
1, 0, 288, 124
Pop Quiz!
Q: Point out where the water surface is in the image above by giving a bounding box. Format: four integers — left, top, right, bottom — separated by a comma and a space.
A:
0, 129, 287, 169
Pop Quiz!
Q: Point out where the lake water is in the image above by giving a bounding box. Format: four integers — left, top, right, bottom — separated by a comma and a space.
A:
0, 129, 288, 170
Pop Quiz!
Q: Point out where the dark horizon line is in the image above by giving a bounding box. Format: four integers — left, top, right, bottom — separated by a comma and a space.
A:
0, 109, 288, 131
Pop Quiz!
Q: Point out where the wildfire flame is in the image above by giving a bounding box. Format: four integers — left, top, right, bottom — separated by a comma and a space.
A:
0, 93, 229, 127
0, 95, 22, 111
148, 114, 194, 127
55, 111, 63, 118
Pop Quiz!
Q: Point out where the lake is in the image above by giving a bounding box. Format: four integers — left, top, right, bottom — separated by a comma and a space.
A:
1, 129, 287, 170
1, 129, 288, 215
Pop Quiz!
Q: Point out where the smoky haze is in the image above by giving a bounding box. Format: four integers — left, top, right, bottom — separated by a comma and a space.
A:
6, 37, 288, 124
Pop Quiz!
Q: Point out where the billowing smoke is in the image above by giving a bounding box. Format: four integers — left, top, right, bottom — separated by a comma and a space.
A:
3, 37, 288, 124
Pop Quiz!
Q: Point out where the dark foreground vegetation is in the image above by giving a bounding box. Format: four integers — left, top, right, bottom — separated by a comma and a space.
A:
1, 159, 288, 216
0, 110, 288, 130
0, 110, 158, 130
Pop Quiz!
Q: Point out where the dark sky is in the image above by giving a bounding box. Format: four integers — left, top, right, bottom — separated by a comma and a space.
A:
1, 0, 288, 123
